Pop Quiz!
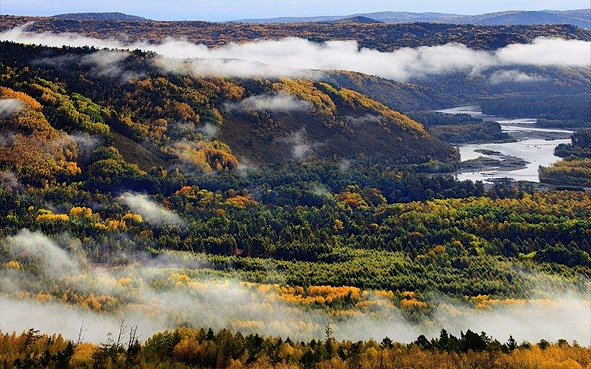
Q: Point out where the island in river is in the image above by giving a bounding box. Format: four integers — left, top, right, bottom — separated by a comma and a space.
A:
437, 106, 573, 184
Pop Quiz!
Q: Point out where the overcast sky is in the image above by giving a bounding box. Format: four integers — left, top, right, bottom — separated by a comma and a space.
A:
1, 0, 589, 21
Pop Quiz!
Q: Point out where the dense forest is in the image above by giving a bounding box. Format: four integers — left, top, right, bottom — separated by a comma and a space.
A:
540, 130, 591, 186
1, 327, 589, 368
406, 111, 511, 143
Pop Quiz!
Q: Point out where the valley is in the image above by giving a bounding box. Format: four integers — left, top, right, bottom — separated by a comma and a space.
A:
438, 106, 575, 184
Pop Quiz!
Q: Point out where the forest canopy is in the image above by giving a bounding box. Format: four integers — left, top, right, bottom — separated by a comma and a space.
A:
0, 22, 589, 369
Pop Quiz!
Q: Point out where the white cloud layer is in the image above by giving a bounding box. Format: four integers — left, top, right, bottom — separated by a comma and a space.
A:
0, 98, 24, 118
0, 24, 589, 81
197, 123, 220, 138
279, 129, 320, 161
345, 114, 383, 126
118, 192, 185, 227
4, 229, 79, 277
225, 92, 313, 112
489, 69, 546, 84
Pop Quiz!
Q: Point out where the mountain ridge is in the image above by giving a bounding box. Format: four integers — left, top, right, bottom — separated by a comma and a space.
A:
2, 16, 588, 52
52, 12, 148, 22
236, 8, 591, 28
333, 16, 381, 24
16, 9, 589, 29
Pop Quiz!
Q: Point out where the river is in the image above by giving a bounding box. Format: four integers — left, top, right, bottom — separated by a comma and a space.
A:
437, 106, 573, 183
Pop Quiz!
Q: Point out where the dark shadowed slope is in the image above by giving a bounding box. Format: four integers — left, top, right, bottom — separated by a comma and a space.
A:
333, 16, 381, 24
218, 78, 457, 165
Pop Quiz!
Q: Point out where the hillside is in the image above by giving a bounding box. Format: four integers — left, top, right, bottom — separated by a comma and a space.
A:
327, 67, 591, 123
219, 77, 456, 165
0, 41, 456, 182
1, 15, 589, 51
325, 71, 453, 112
1, 43, 590, 290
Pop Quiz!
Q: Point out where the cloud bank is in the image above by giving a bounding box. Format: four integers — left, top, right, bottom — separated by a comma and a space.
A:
1, 229, 590, 345
67, 133, 103, 152
5, 229, 79, 277
34, 49, 142, 81
0, 98, 24, 118
197, 123, 220, 138
0, 171, 22, 192
80, 50, 143, 81
345, 114, 384, 126
279, 129, 320, 161
489, 69, 546, 84
155, 57, 317, 79
0, 297, 165, 344
1, 24, 589, 82
118, 192, 185, 227
225, 92, 313, 113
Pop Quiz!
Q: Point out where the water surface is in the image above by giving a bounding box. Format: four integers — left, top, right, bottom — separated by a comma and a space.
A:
437, 106, 572, 183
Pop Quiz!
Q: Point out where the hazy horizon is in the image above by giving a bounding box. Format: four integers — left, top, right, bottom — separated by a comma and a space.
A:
0, 0, 589, 22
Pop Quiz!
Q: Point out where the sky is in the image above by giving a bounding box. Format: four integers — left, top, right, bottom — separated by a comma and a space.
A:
0, 0, 589, 21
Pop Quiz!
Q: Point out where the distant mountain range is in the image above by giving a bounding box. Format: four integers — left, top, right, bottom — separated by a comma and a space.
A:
237, 9, 591, 28
53, 12, 147, 22
47, 10, 590, 28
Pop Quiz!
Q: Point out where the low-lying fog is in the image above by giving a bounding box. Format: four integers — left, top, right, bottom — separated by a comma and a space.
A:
0, 24, 589, 81
1, 229, 589, 345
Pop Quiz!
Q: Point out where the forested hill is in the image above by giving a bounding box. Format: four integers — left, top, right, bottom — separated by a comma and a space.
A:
53, 12, 148, 22
328, 67, 591, 121
1, 15, 590, 50
0, 41, 456, 184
